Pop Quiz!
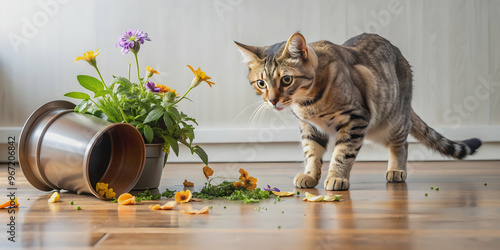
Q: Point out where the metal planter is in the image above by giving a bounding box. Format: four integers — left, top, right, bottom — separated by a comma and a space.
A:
19, 100, 145, 199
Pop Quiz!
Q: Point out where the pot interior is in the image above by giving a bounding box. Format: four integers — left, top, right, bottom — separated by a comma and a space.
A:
88, 131, 112, 190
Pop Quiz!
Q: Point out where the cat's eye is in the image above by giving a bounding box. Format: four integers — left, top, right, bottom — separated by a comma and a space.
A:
256, 80, 267, 89
281, 76, 293, 86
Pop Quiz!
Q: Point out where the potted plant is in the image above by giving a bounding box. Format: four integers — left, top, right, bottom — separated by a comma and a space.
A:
65, 28, 212, 190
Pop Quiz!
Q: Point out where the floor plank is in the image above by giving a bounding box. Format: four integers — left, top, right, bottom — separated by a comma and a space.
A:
1, 161, 499, 249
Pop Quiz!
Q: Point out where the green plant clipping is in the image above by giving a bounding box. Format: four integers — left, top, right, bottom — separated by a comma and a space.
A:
136, 189, 161, 202
162, 188, 177, 198
190, 180, 272, 203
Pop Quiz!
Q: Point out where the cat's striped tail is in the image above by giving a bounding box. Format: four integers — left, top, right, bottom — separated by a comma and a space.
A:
409, 109, 481, 159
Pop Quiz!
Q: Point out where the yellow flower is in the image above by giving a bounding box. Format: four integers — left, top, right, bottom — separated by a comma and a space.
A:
155, 83, 171, 93
75, 49, 100, 67
203, 166, 214, 180
96, 182, 108, 196
187, 65, 215, 88
174, 190, 193, 203
243, 176, 258, 191
105, 188, 116, 199
146, 66, 160, 78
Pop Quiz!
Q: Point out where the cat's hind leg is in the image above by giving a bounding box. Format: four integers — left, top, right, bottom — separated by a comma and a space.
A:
294, 121, 328, 188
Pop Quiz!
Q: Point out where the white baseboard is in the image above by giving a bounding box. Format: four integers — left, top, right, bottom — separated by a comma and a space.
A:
2, 126, 498, 163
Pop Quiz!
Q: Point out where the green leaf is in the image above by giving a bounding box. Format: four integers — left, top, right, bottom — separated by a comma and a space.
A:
112, 76, 133, 87
77, 75, 104, 94
74, 99, 89, 113
193, 146, 208, 165
187, 129, 195, 142
117, 84, 130, 95
183, 114, 199, 126
166, 107, 181, 122
163, 113, 174, 132
143, 125, 154, 143
64, 92, 91, 100
94, 90, 109, 98
144, 107, 165, 124
165, 135, 179, 156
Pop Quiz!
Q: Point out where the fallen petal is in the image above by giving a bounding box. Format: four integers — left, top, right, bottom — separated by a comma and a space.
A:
324, 194, 343, 202
150, 204, 161, 210
160, 201, 177, 210
181, 206, 209, 214
272, 191, 295, 197
304, 192, 324, 202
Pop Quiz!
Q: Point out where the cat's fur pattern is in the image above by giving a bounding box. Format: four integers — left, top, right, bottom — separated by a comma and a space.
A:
235, 33, 482, 190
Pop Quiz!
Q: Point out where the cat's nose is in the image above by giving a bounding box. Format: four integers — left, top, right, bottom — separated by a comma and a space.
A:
269, 98, 279, 106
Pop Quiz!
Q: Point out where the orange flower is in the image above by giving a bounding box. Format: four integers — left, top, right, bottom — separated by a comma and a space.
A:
233, 181, 243, 188
243, 176, 258, 191
170, 89, 179, 96
174, 190, 193, 203
239, 168, 249, 180
145, 66, 160, 78
187, 65, 215, 88
155, 83, 171, 93
203, 166, 214, 180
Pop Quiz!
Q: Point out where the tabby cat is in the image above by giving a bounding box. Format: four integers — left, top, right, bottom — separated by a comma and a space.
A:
235, 33, 482, 191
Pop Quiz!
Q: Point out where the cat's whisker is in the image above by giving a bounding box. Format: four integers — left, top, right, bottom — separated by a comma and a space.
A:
249, 102, 268, 134
231, 100, 262, 125
248, 102, 264, 128
249, 103, 264, 129
256, 103, 268, 129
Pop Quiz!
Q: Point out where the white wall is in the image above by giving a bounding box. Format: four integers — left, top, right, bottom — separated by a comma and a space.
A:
1, 0, 499, 162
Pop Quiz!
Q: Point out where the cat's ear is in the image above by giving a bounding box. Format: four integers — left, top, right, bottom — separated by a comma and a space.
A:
281, 33, 308, 59
234, 41, 263, 63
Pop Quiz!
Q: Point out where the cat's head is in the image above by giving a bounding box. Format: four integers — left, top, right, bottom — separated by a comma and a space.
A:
235, 33, 318, 111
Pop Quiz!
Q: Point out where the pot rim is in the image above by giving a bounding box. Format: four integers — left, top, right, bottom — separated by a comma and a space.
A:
83, 122, 146, 198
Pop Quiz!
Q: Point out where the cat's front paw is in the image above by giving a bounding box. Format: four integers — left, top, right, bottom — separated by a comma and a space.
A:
294, 173, 319, 188
385, 170, 407, 183
324, 176, 350, 191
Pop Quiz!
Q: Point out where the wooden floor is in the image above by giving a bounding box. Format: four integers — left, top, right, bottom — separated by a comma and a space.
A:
1, 161, 499, 249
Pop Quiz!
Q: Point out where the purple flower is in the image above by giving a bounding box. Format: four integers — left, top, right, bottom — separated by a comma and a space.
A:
264, 185, 280, 192
116, 28, 151, 55
146, 81, 160, 92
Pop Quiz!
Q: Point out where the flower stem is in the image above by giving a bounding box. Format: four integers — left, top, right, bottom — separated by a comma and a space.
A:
134, 52, 144, 98
127, 61, 131, 81
173, 86, 194, 105
93, 65, 129, 123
